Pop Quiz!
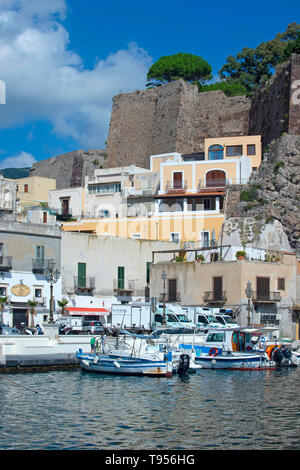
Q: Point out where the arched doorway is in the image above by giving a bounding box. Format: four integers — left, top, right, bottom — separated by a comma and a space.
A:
205, 170, 226, 187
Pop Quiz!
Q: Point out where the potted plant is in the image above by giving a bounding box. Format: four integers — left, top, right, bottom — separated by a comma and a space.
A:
175, 255, 185, 262
196, 254, 205, 262
235, 250, 246, 260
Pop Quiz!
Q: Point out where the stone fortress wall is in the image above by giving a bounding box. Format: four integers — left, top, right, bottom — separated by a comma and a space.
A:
30, 55, 300, 186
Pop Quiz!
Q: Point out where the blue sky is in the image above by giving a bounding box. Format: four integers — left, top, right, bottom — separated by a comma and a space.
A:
0, 0, 299, 169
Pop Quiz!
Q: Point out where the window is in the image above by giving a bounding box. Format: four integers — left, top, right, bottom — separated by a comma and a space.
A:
201, 231, 209, 248
247, 144, 256, 155
208, 145, 224, 160
43, 212, 47, 223
88, 183, 121, 194
0, 286, 6, 296
78, 262, 86, 288
34, 288, 42, 298
278, 278, 285, 291
168, 279, 177, 302
24, 184, 29, 193
35, 246, 45, 269
226, 145, 243, 157
197, 315, 208, 324
170, 232, 180, 243
213, 277, 223, 300
118, 266, 125, 289
206, 332, 225, 342
131, 233, 141, 239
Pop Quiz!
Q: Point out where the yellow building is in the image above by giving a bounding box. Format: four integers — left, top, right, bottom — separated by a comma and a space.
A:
17, 176, 56, 208
62, 135, 262, 245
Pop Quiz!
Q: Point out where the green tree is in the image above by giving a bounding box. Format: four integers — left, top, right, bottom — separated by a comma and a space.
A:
58, 298, 69, 316
219, 23, 300, 94
282, 31, 300, 60
147, 53, 212, 86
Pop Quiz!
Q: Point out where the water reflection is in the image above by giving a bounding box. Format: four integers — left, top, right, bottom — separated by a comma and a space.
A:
0, 368, 299, 450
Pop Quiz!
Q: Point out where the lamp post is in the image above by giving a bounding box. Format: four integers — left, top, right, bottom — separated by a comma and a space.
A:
245, 281, 254, 326
45, 259, 60, 324
161, 270, 167, 325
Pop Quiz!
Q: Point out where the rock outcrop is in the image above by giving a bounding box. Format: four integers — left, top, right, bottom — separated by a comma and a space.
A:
226, 135, 300, 249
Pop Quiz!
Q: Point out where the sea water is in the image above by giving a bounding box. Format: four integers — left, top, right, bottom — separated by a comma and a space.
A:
0, 367, 299, 450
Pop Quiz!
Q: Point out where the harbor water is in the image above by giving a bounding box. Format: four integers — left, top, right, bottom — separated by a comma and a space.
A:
0, 367, 299, 450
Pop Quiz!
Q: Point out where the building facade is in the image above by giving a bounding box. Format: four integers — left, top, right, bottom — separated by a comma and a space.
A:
0, 220, 61, 328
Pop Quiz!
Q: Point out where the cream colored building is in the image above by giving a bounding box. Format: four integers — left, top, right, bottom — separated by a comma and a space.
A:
150, 252, 297, 339
62, 135, 262, 245
16, 176, 56, 208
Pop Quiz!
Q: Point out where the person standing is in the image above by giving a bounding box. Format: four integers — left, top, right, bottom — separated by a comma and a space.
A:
90, 336, 96, 353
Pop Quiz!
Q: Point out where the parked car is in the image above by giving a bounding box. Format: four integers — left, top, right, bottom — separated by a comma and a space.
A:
0, 324, 21, 335
82, 320, 104, 335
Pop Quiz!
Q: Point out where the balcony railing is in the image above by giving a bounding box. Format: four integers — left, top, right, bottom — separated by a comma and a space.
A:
253, 291, 281, 303
33, 296, 46, 305
197, 179, 226, 194
203, 291, 227, 304
0, 256, 12, 271
74, 276, 95, 293
113, 279, 135, 292
165, 180, 188, 193
32, 258, 48, 273
159, 292, 181, 303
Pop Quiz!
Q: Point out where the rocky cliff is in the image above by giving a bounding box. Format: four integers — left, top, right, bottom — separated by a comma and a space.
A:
225, 135, 300, 249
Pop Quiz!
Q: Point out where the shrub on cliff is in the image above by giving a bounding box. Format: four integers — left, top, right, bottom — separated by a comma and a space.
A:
197, 79, 247, 97
146, 53, 212, 86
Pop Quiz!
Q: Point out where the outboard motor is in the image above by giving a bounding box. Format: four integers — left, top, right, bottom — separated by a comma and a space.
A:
271, 346, 285, 366
280, 346, 292, 364
178, 354, 190, 375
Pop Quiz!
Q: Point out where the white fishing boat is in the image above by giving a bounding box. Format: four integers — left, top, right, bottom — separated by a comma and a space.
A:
178, 327, 297, 370
76, 330, 174, 377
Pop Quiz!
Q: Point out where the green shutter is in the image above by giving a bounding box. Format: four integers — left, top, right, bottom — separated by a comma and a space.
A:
118, 266, 125, 289
78, 262, 86, 288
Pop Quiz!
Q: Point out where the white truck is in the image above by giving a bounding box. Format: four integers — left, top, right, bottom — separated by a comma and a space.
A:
182, 306, 224, 329
55, 316, 83, 333
110, 302, 196, 332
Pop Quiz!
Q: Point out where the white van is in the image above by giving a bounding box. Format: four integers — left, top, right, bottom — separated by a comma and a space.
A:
195, 312, 224, 329
215, 314, 239, 328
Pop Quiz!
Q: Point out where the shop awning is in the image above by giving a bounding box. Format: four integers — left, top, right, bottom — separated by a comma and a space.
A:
66, 307, 110, 315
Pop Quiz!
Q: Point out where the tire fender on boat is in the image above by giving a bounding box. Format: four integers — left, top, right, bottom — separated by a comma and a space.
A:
209, 347, 218, 357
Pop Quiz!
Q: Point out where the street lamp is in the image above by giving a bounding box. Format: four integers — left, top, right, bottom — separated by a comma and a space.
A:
245, 281, 254, 326
161, 270, 167, 325
45, 259, 60, 324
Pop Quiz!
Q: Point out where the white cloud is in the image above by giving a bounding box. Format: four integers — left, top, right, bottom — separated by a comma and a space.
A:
0, 0, 152, 148
0, 150, 36, 168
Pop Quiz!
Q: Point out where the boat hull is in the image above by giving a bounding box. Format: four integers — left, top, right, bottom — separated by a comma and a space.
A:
194, 353, 274, 370
76, 352, 172, 376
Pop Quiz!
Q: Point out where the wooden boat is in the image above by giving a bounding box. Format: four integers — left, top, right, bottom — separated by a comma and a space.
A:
76, 350, 173, 376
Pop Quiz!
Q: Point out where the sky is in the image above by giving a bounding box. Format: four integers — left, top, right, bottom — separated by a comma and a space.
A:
0, 0, 299, 169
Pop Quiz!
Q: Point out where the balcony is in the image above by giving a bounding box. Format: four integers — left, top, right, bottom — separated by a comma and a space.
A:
74, 276, 95, 294
0, 256, 12, 271
33, 296, 46, 306
54, 208, 73, 221
203, 291, 227, 304
197, 180, 226, 195
159, 292, 181, 303
113, 279, 135, 294
253, 291, 281, 303
165, 180, 187, 194
32, 258, 48, 274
